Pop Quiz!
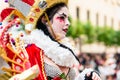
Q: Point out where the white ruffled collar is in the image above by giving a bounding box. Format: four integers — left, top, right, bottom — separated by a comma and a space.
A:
25, 29, 78, 67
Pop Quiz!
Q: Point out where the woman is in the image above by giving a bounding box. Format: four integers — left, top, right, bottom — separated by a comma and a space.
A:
0, 0, 101, 80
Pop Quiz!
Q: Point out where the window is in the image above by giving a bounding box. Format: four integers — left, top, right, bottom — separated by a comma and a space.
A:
96, 13, 99, 26
104, 15, 107, 26
76, 7, 80, 20
87, 10, 90, 21
119, 21, 120, 29
111, 18, 114, 28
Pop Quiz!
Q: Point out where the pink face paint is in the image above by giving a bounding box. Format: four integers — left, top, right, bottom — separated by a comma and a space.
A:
56, 13, 67, 23
56, 17, 65, 23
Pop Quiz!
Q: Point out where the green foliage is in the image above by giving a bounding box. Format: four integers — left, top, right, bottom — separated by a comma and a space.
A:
59, 73, 67, 80
67, 20, 96, 43
83, 22, 96, 43
67, 18, 120, 47
67, 20, 84, 39
97, 27, 116, 46
114, 30, 120, 46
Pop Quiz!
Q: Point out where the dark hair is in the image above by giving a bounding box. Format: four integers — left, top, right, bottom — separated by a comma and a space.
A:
36, 3, 80, 64
36, 3, 67, 38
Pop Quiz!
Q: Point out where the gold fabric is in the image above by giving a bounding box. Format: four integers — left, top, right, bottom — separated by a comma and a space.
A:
0, 73, 11, 80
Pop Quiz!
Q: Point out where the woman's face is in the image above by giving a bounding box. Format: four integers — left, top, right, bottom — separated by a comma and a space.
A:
49, 6, 70, 40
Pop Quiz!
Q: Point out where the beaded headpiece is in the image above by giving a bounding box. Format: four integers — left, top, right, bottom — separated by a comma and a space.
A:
0, 0, 68, 46
6, 0, 68, 31
0, 0, 69, 51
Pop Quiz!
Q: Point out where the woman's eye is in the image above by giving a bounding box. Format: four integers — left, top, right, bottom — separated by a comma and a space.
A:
60, 16, 65, 19
59, 16, 65, 20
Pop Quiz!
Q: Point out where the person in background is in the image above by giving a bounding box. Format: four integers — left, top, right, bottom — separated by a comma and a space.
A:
0, 0, 101, 80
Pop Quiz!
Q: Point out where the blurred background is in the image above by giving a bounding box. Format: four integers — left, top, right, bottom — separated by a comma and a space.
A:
67, 0, 120, 80
1, 0, 120, 80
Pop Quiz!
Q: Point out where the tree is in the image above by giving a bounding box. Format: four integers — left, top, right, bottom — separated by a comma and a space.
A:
67, 19, 84, 39
83, 22, 96, 43
67, 19, 84, 53
97, 27, 116, 46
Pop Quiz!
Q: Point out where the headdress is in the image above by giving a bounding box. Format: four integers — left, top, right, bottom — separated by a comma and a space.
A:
7, 0, 68, 31
0, 0, 68, 46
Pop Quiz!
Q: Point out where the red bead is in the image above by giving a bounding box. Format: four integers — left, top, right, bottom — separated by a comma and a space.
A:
29, 18, 34, 22
20, 34, 24, 37
35, 8, 40, 12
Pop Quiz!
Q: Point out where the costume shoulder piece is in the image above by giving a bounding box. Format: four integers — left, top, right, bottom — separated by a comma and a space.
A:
0, 7, 47, 80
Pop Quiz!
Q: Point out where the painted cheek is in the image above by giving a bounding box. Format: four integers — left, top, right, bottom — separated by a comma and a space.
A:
56, 17, 65, 23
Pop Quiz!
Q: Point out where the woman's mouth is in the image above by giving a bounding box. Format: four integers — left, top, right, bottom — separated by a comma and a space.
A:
63, 29, 68, 33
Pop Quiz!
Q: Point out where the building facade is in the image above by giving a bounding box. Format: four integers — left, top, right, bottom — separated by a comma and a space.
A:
68, 0, 120, 30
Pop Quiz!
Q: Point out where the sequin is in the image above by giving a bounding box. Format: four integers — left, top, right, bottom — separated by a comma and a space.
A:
0, 22, 2, 25
4, 0, 8, 3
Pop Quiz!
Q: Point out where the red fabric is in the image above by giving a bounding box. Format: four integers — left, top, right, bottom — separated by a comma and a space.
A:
6, 47, 31, 72
5, 43, 47, 79
26, 44, 47, 80
0, 8, 15, 21
22, 0, 34, 6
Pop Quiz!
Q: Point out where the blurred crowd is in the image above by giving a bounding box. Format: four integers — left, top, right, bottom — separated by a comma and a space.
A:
77, 52, 120, 80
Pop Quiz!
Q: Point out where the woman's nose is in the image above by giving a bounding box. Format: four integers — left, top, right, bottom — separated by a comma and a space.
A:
65, 19, 70, 27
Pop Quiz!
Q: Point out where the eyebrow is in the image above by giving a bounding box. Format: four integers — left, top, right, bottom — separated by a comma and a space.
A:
57, 12, 67, 18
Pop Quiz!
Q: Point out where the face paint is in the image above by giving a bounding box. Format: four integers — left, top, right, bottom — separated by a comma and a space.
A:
56, 13, 67, 23
49, 7, 70, 40
56, 16, 64, 23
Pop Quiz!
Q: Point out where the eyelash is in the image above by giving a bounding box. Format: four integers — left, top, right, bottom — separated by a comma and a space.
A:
59, 16, 65, 20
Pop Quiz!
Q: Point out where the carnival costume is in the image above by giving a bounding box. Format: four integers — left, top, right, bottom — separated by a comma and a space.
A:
0, 0, 96, 80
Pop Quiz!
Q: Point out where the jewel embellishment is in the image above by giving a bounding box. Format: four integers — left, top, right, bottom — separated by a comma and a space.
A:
0, 22, 2, 25
4, 0, 8, 3
39, 0, 47, 9
35, 8, 40, 12
29, 18, 34, 22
